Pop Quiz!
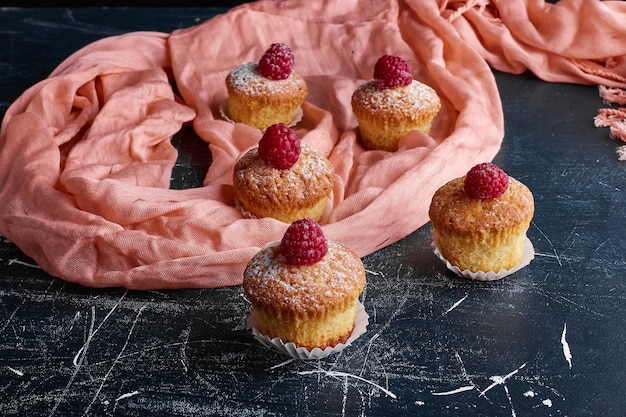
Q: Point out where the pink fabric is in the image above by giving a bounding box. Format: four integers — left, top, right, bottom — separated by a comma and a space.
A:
1, 0, 625, 289
596, 86, 626, 150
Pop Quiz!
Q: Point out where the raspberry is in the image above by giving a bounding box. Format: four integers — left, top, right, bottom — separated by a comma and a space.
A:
463, 162, 509, 199
258, 123, 301, 169
258, 43, 295, 80
280, 218, 328, 265
373, 55, 413, 89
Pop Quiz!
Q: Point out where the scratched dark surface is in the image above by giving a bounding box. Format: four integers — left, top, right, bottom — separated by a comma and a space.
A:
1, 6, 625, 417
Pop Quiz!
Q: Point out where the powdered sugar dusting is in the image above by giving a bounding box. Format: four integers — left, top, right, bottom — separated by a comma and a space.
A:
233, 144, 334, 208
352, 79, 440, 120
227, 62, 306, 97
243, 241, 365, 311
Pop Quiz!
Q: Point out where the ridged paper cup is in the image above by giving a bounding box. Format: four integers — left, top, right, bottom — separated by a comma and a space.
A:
248, 301, 369, 360
431, 232, 534, 281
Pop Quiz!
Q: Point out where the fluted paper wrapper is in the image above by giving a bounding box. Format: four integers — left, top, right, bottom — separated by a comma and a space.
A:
248, 301, 368, 360
432, 234, 534, 281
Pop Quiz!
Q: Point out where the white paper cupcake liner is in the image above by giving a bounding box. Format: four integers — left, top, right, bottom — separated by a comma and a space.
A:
431, 232, 534, 281
219, 100, 303, 129
248, 301, 369, 360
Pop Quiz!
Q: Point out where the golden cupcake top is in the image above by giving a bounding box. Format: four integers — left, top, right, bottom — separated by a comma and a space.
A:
351, 55, 440, 124
233, 143, 334, 211
226, 62, 307, 100
351, 79, 441, 123
226, 43, 307, 99
243, 218, 365, 317
244, 241, 365, 315
429, 176, 534, 234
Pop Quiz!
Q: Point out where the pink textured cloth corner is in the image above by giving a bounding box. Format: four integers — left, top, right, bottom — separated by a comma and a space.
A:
1, 0, 625, 289
595, 86, 626, 157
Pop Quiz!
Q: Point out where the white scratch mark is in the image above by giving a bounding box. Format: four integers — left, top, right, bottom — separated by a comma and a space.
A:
479, 363, 527, 397
598, 181, 620, 191
179, 325, 191, 373
73, 291, 127, 366
72, 306, 96, 367
532, 222, 562, 266
341, 375, 348, 417
359, 332, 380, 376
66, 311, 82, 335
443, 294, 469, 315
298, 369, 397, 399
8, 258, 42, 269
431, 385, 475, 396
503, 384, 517, 417
1, 299, 26, 334
90, 340, 210, 366
594, 238, 615, 253
535, 288, 605, 318
365, 268, 387, 278
8, 366, 24, 376
454, 351, 479, 391
115, 390, 140, 401
542, 398, 553, 407
533, 252, 558, 259
268, 359, 294, 371
82, 305, 147, 417
240, 293, 251, 304
594, 239, 607, 251
49, 308, 96, 417
561, 323, 573, 368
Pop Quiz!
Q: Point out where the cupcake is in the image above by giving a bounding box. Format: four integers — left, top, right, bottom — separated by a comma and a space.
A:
429, 163, 534, 273
225, 43, 308, 130
351, 55, 441, 151
232, 123, 334, 223
243, 218, 366, 350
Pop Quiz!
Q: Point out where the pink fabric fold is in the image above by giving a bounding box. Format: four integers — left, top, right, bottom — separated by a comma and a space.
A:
595, 85, 626, 160
1, 0, 625, 289
443, 0, 626, 86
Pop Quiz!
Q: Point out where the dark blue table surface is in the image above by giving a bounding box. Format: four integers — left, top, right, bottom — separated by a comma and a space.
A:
1, 6, 624, 417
